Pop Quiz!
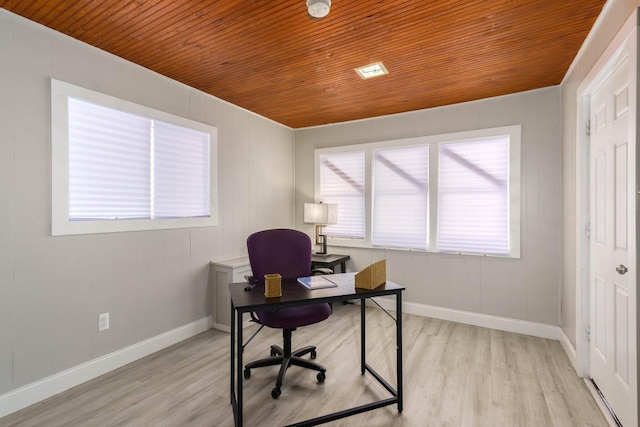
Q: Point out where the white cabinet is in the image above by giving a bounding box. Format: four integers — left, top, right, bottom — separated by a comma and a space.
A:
210, 256, 252, 330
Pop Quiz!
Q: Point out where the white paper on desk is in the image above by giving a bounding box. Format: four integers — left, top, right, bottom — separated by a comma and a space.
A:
323, 272, 356, 287
297, 276, 338, 289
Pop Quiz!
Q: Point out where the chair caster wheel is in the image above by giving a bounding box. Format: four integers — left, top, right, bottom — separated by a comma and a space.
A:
243, 368, 251, 379
271, 387, 281, 399
270, 350, 277, 357
310, 350, 317, 359
317, 371, 326, 383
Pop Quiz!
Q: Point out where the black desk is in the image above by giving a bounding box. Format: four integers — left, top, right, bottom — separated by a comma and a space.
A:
229, 275, 404, 426
310, 254, 350, 273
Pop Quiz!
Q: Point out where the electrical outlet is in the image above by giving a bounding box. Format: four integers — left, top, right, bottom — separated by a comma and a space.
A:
98, 312, 109, 332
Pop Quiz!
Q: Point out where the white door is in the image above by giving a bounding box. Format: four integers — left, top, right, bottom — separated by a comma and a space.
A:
589, 37, 637, 427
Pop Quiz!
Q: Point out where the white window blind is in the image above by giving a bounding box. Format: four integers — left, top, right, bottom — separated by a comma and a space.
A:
67, 98, 210, 222
319, 152, 365, 239
153, 120, 210, 218
69, 98, 152, 220
438, 136, 509, 255
372, 146, 429, 250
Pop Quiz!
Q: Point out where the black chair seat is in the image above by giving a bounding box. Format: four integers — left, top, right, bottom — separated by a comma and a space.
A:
255, 304, 332, 329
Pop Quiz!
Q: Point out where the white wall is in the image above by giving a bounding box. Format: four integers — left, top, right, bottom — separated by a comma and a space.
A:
560, 0, 638, 349
0, 9, 294, 397
294, 87, 562, 325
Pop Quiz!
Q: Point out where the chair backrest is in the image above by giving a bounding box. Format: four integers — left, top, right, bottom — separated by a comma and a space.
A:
247, 229, 312, 284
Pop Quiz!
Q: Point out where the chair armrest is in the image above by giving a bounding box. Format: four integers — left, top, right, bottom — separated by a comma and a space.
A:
311, 268, 334, 276
244, 275, 259, 285
244, 275, 259, 292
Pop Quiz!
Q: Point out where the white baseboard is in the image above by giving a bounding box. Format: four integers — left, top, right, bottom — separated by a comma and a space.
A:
372, 297, 563, 340
213, 322, 230, 333
0, 316, 213, 419
558, 329, 579, 372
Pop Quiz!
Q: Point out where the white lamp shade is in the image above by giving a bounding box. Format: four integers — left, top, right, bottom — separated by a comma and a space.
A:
304, 203, 338, 225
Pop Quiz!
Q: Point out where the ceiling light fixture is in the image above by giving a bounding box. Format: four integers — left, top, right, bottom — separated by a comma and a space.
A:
355, 62, 389, 79
307, 0, 331, 18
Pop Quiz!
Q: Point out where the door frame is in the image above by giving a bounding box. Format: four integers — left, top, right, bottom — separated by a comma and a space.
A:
575, 4, 638, 401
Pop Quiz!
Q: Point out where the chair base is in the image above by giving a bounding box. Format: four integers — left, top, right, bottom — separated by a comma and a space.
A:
244, 329, 326, 399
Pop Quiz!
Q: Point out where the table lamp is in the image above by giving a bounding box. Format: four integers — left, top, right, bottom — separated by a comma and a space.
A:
304, 202, 338, 256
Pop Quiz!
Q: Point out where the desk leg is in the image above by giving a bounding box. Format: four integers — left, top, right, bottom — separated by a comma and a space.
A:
230, 301, 235, 405
396, 291, 403, 413
360, 297, 366, 375
236, 310, 244, 426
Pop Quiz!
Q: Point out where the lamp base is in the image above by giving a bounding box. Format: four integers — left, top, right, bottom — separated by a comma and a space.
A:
314, 233, 330, 257
313, 252, 332, 257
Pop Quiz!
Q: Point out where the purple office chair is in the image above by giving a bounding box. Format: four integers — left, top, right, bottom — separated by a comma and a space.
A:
243, 228, 332, 399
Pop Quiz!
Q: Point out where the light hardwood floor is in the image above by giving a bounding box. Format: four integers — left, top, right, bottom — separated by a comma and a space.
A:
1, 303, 607, 426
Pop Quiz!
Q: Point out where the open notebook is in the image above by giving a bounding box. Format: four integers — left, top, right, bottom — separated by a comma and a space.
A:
297, 275, 337, 289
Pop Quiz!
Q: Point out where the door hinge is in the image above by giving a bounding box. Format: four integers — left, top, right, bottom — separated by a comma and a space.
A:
585, 222, 591, 240
586, 119, 591, 136
586, 324, 591, 342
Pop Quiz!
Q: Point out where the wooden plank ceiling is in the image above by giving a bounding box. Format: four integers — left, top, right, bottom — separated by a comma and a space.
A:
0, 0, 606, 128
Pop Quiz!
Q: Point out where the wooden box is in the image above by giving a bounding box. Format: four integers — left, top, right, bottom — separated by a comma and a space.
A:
355, 259, 386, 290
264, 273, 282, 298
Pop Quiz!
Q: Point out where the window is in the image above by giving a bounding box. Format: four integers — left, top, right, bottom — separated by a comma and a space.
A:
372, 145, 429, 250
68, 98, 153, 221
52, 79, 218, 235
314, 126, 521, 258
438, 137, 509, 256
318, 152, 365, 239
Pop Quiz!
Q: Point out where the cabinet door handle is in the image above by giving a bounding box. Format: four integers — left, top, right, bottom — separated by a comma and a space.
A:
616, 265, 628, 275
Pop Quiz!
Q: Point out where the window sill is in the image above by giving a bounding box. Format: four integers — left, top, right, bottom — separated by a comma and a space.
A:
326, 238, 520, 259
